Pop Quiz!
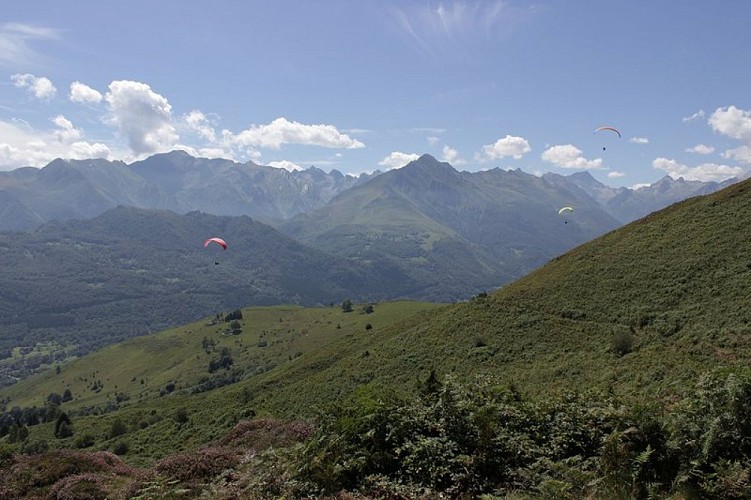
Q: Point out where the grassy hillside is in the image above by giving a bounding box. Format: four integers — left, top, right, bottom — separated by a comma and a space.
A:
245, 177, 751, 412
0, 301, 443, 411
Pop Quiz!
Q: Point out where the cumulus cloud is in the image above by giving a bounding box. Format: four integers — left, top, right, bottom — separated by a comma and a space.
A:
722, 145, 751, 164
629, 137, 649, 144
70, 81, 103, 103
607, 171, 625, 178
427, 135, 440, 146
0, 23, 59, 67
229, 117, 364, 150
685, 143, 714, 155
541, 144, 603, 170
379, 151, 419, 170
68, 141, 111, 160
652, 157, 743, 182
268, 159, 303, 171
184, 110, 216, 142
51, 115, 83, 142
709, 106, 751, 142
11, 73, 56, 100
104, 80, 178, 156
477, 134, 530, 161
0, 119, 110, 169
441, 145, 465, 165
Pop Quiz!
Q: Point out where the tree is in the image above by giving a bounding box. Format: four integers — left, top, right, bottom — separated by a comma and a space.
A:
109, 418, 127, 439
342, 299, 353, 313
230, 320, 242, 335
55, 412, 73, 438
363, 304, 374, 314
8, 423, 28, 443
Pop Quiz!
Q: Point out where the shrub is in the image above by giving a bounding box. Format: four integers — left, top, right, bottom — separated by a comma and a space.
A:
611, 330, 634, 357
155, 446, 240, 482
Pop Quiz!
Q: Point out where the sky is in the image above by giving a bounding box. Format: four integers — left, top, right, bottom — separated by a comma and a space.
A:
1, 0, 750, 187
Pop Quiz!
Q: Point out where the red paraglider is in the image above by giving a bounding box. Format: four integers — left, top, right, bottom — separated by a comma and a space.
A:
203, 237, 227, 250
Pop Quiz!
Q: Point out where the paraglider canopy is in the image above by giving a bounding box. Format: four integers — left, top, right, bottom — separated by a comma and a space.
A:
203, 237, 227, 250
594, 126, 621, 137
558, 206, 574, 215
595, 126, 621, 150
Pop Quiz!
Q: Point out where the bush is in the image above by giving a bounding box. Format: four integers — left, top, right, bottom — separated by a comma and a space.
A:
611, 330, 634, 357
155, 446, 240, 482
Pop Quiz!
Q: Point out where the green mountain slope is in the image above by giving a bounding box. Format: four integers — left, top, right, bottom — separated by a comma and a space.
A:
0, 206, 408, 386
258, 177, 751, 411
281, 154, 621, 301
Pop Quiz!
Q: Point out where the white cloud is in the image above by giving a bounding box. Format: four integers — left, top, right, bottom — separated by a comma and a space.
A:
184, 110, 216, 142
709, 106, 751, 142
477, 134, 530, 161
70, 81, 103, 103
427, 135, 440, 146
683, 109, 705, 123
268, 159, 303, 172
629, 137, 649, 144
685, 143, 714, 155
104, 80, 178, 156
391, 1, 534, 58
0, 23, 58, 67
68, 141, 111, 160
631, 183, 651, 190
652, 157, 743, 182
51, 115, 82, 142
607, 171, 625, 178
0, 119, 111, 169
229, 117, 364, 150
441, 145, 465, 165
11, 73, 56, 100
541, 144, 603, 169
722, 145, 751, 164
379, 151, 419, 170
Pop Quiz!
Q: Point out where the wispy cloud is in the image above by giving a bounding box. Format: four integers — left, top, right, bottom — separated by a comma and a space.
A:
389, 1, 536, 58
685, 143, 714, 155
682, 109, 705, 123
0, 23, 59, 67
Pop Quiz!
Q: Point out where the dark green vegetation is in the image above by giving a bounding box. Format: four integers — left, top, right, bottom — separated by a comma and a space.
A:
0, 207, 414, 386
1, 175, 751, 497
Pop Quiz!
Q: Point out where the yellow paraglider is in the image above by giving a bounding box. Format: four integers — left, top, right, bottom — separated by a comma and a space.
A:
558, 206, 573, 224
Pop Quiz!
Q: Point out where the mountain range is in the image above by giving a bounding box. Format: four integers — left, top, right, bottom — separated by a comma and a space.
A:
0, 150, 737, 233
0, 151, 741, 377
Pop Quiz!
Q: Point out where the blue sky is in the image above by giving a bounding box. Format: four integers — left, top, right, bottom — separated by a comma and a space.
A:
1, 0, 750, 187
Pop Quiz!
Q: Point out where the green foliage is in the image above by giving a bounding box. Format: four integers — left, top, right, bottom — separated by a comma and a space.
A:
341, 299, 353, 313
108, 418, 127, 439
611, 330, 634, 357
54, 412, 73, 439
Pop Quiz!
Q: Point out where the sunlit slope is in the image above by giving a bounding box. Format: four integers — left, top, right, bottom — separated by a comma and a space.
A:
0, 301, 444, 410
250, 178, 751, 410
